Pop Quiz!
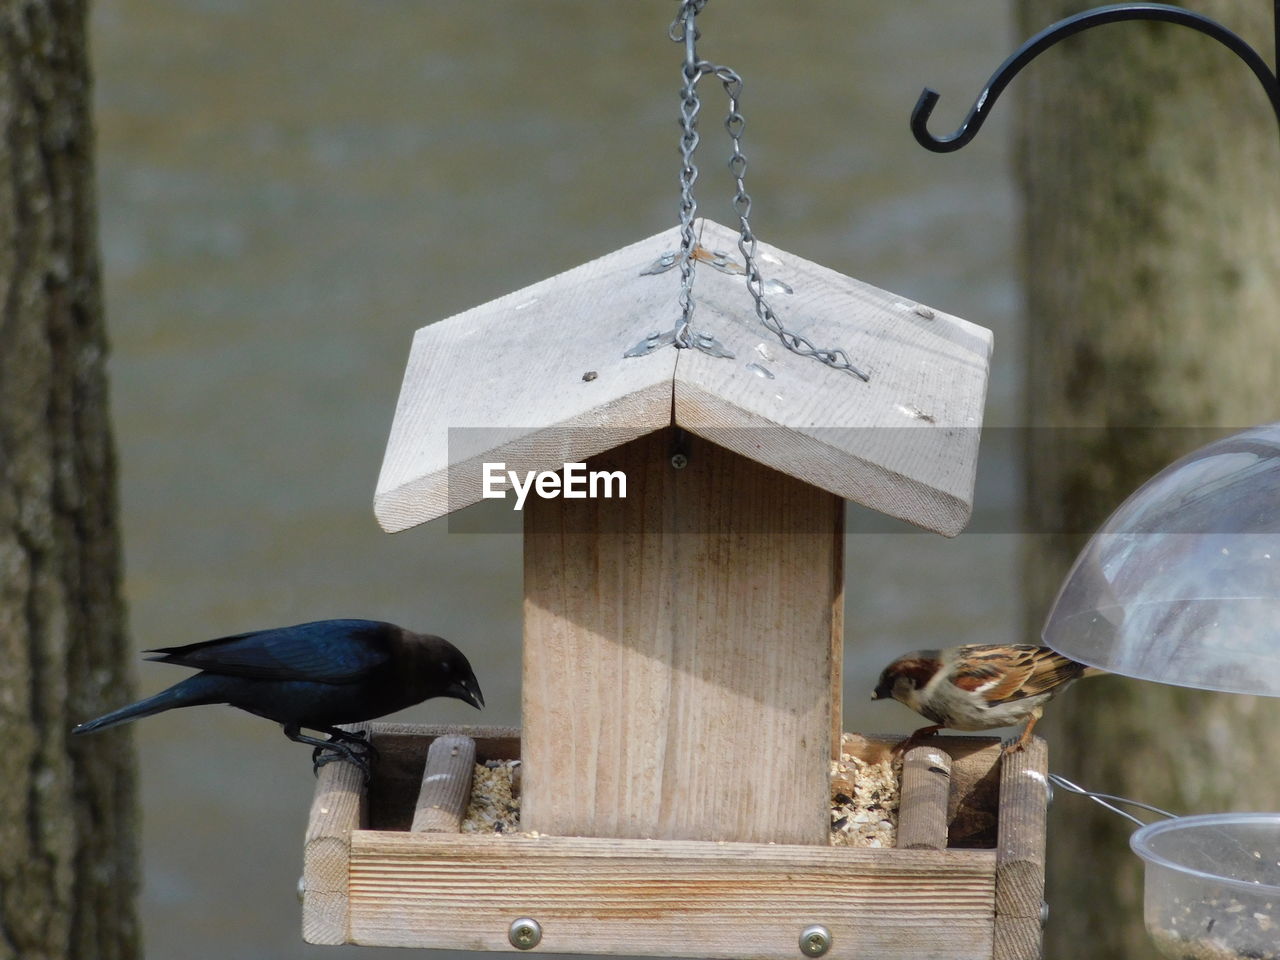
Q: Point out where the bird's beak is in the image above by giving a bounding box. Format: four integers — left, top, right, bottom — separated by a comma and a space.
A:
871, 684, 890, 701
451, 681, 485, 711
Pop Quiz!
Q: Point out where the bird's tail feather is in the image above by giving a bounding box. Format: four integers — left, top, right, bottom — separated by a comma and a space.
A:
73, 674, 225, 735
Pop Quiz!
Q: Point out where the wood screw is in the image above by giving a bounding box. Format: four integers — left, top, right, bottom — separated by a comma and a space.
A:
799, 924, 831, 957
509, 917, 542, 950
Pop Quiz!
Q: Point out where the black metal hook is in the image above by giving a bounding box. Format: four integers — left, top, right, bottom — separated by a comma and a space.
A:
911, 2, 1280, 153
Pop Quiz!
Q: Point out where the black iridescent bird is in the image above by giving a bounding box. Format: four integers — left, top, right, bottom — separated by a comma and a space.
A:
73, 619, 484, 776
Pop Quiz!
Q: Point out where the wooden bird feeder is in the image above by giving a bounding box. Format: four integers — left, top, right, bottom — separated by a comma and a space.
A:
302, 220, 1051, 959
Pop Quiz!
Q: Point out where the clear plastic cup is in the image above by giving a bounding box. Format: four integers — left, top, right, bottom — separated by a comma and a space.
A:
1131, 813, 1280, 959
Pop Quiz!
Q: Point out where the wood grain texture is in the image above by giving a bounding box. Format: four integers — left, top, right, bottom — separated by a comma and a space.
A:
897, 745, 953, 850
373, 225, 684, 532
367, 723, 521, 832
303, 726, 1027, 954
522, 430, 840, 844
830, 510, 845, 760
841, 733, 1002, 848
302, 722, 370, 945
370, 723, 520, 767
993, 737, 1049, 960
374, 218, 993, 536
346, 832, 997, 958
411, 735, 477, 833
674, 220, 993, 537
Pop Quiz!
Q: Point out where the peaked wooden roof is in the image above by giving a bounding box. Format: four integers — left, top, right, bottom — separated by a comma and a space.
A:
375, 219, 992, 536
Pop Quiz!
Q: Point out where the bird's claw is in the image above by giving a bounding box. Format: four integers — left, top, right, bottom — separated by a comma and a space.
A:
892, 724, 943, 756
327, 728, 380, 760
999, 737, 1029, 757
891, 736, 919, 757
310, 737, 378, 763
310, 731, 377, 783
311, 745, 373, 783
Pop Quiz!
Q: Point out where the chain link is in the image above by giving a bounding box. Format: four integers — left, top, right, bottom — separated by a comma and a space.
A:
672, 0, 704, 349
663, 0, 869, 381
715, 67, 870, 381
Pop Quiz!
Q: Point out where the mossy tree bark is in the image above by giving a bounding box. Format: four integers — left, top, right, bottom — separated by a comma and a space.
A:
0, 2, 139, 958
1018, 2, 1280, 958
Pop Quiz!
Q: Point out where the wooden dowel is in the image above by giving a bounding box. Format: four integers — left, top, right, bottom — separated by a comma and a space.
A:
840, 733, 1002, 846
302, 721, 370, 945
994, 736, 1049, 960
410, 735, 477, 833
896, 744, 953, 850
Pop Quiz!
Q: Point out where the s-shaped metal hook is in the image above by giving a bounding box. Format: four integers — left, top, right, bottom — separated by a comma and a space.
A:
911, 2, 1280, 153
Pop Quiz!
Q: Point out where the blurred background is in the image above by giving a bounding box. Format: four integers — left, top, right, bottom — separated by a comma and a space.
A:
92, 1, 1017, 957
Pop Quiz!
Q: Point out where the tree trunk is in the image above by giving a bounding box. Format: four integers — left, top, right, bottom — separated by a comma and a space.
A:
1018, 2, 1280, 958
0, 2, 140, 958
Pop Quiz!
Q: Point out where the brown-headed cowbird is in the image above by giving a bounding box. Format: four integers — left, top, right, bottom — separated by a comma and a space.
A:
74, 619, 483, 776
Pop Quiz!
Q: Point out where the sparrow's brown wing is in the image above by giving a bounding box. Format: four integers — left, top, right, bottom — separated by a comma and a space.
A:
951, 645, 1087, 705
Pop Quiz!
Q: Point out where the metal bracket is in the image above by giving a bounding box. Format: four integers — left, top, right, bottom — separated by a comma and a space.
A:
623, 329, 676, 358
623, 327, 734, 360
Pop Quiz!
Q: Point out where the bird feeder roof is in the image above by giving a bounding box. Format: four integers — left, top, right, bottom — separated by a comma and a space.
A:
375, 219, 992, 536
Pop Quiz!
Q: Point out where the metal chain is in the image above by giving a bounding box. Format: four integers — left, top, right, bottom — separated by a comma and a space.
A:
671, 0, 705, 349
662, 0, 869, 381
715, 67, 870, 381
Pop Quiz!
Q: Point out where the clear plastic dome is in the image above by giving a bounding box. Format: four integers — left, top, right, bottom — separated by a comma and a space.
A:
1042, 423, 1280, 696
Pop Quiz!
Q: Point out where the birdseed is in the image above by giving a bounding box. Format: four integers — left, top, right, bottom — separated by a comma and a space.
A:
454, 750, 904, 846
460, 759, 521, 835
829, 750, 901, 848
1150, 928, 1278, 960
1150, 895, 1279, 960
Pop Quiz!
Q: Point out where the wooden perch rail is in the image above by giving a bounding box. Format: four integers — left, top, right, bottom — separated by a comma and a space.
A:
302, 721, 371, 946
410, 734, 476, 833
897, 744, 953, 850
994, 738, 1050, 960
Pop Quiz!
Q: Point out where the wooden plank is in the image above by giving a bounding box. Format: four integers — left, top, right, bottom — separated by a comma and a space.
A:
674, 220, 993, 537
370, 722, 521, 766
522, 429, 840, 845
411, 735, 477, 833
373, 226, 684, 532
301, 722, 370, 945
993, 737, 1049, 960
897, 745, 952, 850
347, 831, 997, 958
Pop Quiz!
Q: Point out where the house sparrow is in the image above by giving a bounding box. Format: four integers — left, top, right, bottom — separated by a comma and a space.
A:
872, 644, 1103, 753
